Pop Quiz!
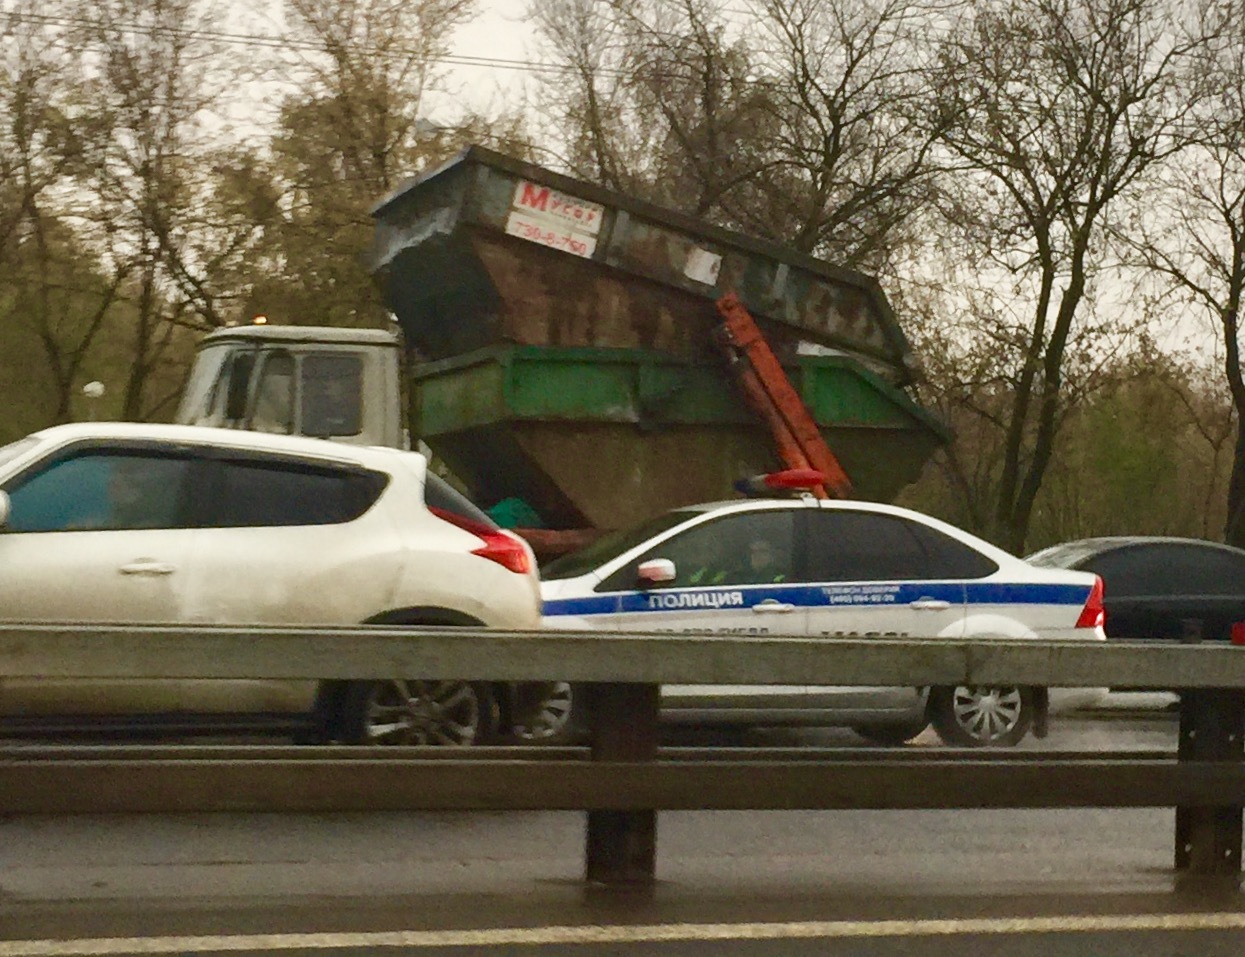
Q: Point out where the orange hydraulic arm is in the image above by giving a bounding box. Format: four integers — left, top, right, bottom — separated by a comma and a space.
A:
714, 292, 853, 499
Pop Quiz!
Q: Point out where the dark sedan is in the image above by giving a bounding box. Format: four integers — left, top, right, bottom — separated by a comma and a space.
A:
1026, 536, 1245, 642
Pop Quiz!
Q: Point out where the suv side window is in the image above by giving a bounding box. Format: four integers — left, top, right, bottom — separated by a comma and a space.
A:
4, 450, 194, 532
598, 511, 796, 591
804, 510, 995, 582
205, 458, 387, 527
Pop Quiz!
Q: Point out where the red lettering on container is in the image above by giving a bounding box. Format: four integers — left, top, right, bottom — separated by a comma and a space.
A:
518, 183, 550, 212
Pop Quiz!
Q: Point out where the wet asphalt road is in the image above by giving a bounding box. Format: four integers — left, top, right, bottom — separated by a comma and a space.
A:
5, 697, 1243, 956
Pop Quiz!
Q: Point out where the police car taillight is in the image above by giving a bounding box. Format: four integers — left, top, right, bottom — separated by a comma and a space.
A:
734, 469, 826, 496
1075, 575, 1105, 629
430, 506, 533, 575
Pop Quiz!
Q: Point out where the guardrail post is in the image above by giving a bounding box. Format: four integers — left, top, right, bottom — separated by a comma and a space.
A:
1174, 689, 1244, 887
584, 682, 659, 887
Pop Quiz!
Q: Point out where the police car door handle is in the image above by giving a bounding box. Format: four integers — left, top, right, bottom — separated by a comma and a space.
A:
752, 600, 796, 613
910, 598, 950, 610
119, 560, 176, 576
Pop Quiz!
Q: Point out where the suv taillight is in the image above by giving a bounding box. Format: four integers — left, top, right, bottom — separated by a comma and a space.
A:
429, 507, 532, 575
1076, 575, 1105, 629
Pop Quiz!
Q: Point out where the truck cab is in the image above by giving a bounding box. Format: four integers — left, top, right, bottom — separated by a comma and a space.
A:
176, 324, 405, 449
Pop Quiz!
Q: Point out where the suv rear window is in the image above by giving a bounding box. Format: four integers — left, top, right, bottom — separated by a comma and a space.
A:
207, 460, 388, 527
424, 473, 496, 528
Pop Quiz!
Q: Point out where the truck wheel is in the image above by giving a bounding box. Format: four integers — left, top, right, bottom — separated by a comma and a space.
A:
928, 685, 1033, 747
337, 679, 497, 746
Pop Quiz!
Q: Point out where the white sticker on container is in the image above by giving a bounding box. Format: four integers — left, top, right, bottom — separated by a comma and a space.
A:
684, 247, 722, 285
506, 180, 604, 258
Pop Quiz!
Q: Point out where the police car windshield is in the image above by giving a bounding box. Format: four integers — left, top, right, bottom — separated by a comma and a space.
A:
542, 510, 698, 580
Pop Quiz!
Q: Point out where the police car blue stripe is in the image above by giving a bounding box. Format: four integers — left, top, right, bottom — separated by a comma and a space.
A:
542, 581, 1091, 618
963, 582, 1091, 605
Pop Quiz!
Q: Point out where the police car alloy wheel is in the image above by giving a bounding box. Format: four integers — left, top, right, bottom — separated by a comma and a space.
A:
928, 685, 1034, 747
510, 681, 580, 743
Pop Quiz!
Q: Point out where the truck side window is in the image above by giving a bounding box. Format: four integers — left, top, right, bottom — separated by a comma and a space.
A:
302, 354, 363, 438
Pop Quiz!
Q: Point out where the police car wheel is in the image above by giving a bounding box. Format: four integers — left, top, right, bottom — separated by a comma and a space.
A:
852, 720, 930, 746
928, 685, 1033, 747
509, 681, 583, 744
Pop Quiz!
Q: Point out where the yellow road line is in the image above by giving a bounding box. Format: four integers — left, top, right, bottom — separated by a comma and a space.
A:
6, 912, 1245, 955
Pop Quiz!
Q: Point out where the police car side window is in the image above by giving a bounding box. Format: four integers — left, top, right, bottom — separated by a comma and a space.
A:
804, 511, 994, 581
598, 512, 795, 590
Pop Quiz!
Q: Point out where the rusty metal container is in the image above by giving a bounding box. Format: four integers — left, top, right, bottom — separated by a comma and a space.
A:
369, 147, 946, 530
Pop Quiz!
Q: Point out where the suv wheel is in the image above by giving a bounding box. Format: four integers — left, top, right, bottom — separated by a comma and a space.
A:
338, 679, 497, 746
928, 685, 1033, 747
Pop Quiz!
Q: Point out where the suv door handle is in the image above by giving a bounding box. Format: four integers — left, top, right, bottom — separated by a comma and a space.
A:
910, 598, 951, 610
119, 560, 176, 576
752, 600, 796, 614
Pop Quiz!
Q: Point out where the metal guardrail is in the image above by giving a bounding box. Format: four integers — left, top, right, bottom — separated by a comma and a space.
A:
2, 623, 1243, 889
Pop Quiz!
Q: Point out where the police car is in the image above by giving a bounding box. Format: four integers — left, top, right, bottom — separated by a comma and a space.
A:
531, 471, 1107, 747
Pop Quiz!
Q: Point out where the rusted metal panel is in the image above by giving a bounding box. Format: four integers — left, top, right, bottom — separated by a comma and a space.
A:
370, 146, 915, 380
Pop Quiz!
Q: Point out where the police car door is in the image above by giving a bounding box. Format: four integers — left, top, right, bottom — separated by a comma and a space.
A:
800, 508, 968, 715
592, 508, 808, 720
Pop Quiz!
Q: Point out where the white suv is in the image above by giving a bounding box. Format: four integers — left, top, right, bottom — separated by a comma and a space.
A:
0, 423, 541, 745
538, 483, 1107, 747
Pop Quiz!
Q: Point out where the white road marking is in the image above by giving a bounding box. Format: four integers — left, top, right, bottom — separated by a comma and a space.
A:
5, 912, 1245, 955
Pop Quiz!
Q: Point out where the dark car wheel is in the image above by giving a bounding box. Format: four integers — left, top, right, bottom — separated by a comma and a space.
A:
852, 719, 930, 746
928, 685, 1034, 747
509, 681, 584, 744
337, 679, 498, 746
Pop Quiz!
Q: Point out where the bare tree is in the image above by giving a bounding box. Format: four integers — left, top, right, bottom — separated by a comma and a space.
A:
928, 0, 1213, 551
62, 0, 234, 420
0, 1, 128, 428
748, 0, 945, 269
261, 0, 526, 326
527, 0, 940, 272
1121, 8, 1245, 545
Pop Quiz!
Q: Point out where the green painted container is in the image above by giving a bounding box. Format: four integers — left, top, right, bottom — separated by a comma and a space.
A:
412, 346, 948, 530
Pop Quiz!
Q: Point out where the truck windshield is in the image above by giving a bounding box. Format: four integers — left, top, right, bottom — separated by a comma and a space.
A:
176, 343, 231, 424
541, 510, 696, 580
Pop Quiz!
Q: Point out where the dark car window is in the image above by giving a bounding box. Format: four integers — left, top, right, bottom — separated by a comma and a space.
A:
598, 510, 796, 591
803, 510, 996, 582
205, 459, 387, 527
1088, 544, 1245, 597
4, 450, 193, 532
